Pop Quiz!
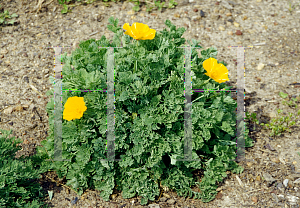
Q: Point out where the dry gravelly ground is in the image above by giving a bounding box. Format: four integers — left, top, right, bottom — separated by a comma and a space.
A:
0, 0, 300, 207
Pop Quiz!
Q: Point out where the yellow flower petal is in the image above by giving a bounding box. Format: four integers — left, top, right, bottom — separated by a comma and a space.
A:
203, 58, 229, 84
123, 23, 137, 39
63, 96, 87, 121
140, 29, 156, 40
129, 23, 142, 39
215, 64, 228, 75
122, 23, 131, 31
203, 58, 218, 76
122, 22, 156, 40
133, 22, 150, 34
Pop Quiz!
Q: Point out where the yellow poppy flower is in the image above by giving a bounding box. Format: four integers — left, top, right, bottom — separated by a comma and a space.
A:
63, 96, 87, 121
203, 58, 229, 83
122, 22, 156, 40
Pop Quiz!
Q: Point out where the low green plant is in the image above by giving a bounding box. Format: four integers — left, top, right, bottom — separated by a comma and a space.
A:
0, 7, 18, 25
57, 0, 90, 14
128, 0, 178, 12
0, 129, 51, 208
35, 17, 254, 205
288, 0, 300, 13
246, 91, 300, 138
57, 0, 178, 14
245, 112, 260, 131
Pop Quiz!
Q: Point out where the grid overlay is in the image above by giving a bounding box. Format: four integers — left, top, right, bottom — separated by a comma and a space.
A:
47, 44, 253, 163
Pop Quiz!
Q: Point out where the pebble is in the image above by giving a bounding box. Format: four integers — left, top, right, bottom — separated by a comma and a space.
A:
286, 195, 299, 205
277, 194, 285, 201
193, 8, 198, 12
228, 19, 234, 23
294, 178, 300, 184
211, 14, 220, 20
219, 26, 225, 31
167, 199, 176, 205
257, 63, 265, 70
268, 111, 277, 118
216, 191, 223, 199
227, 22, 232, 26
111, 194, 117, 199
228, 1, 237, 6
200, 10, 205, 17
272, 193, 279, 203
149, 204, 160, 208
221, 1, 233, 10
159, 197, 167, 202
3, 107, 14, 114
271, 157, 280, 163
264, 143, 275, 151
15, 105, 23, 111
1, 49, 8, 54
127, 10, 135, 15
236, 30, 242, 35
226, 13, 232, 16
251, 196, 258, 203
174, 13, 180, 18
283, 179, 289, 187
71, 197, 78, 205
233, 22, 240, 27
257, 0, 261, 2
277, 182, 283, 188
262, 172, 276, 186
191, 16, 201, 21
227, 31, 233, 35
243, 16, 248, 20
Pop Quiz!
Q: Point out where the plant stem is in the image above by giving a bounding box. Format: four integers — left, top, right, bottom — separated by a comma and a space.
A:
132, 40, 139, 74
197, 78, 212, 89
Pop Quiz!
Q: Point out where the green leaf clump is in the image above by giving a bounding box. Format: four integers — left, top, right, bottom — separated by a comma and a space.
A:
39, 17, 254, 205
0, 8, 18, 25
0, 129, 50, 208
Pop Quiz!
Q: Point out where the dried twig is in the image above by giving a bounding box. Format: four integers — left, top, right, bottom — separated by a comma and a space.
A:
31, 0, 54, 13
246, 188, 262, 193
88, 31, 99, 37
236, 175, 244, 187
29, 84, 44, 97
44, 174, 79, 195
253, 42, 266, 46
